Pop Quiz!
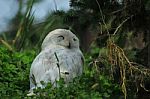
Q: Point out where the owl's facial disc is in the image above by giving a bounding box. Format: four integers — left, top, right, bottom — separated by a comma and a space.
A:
57, 35, 71, 49
41, 29, 80, 50
63, 41, 71, 49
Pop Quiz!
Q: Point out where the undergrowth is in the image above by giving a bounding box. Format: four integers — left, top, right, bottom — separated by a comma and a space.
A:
0, 45, 36, 98
0, 0, 150, 98
1, 38, 150, 98
107, 39, 150, 99
0, 45, 122, 98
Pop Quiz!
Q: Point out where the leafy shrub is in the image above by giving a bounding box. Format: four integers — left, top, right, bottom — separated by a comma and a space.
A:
0, 45, 121, 98
0, 45, 36, 98
26, 54, 121, 99
29, 71, 121, 99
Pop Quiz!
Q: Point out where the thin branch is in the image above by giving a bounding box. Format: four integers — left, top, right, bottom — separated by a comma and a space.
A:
95, 0, 109, 35
113, 15, 134, 35
54, 52, 61, 78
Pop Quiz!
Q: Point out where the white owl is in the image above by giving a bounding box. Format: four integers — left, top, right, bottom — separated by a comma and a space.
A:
28, 29, 84, 95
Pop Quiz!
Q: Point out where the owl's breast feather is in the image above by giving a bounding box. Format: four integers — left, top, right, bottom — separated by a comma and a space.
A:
51, 48, 83, 78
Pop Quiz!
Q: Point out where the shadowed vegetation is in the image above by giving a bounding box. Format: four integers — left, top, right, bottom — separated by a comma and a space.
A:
0, 0, 150, 98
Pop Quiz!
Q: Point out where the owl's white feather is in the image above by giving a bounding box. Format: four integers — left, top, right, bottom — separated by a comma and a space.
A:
28, 29, 84, 94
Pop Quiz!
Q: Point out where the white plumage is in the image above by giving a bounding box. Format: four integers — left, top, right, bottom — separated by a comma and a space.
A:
28, 29, 84, 94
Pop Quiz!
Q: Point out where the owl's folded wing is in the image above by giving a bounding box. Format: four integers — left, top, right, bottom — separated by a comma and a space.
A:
29, 50, 59, 90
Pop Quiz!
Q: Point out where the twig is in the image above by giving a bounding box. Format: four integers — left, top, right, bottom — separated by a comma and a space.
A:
54, 52, 61, 78
96, 0, 109, 35
113, 15, 134, 35
0, 39, 13, 51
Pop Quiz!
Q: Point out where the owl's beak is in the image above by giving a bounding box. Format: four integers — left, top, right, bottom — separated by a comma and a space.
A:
67, 42, 71, 49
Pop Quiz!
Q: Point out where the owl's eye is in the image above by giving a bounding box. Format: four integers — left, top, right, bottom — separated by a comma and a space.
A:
57, 35, 64, 41
73, 38, 77, 41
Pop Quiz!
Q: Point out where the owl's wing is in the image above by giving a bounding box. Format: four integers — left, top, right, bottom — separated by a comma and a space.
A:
76, 51, 84, 76
29, 49, 59, 90
61, 50, 84, 78
80, 51, 84, 66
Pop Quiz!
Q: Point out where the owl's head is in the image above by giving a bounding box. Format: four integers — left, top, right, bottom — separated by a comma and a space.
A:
42, 29, 80, 50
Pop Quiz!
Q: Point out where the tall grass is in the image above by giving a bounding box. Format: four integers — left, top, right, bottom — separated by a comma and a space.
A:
0, 0, 68, 51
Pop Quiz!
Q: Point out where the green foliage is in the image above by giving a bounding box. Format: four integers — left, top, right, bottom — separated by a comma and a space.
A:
0, 45, 36, 97
1, 0, 70, 51
13, 0, 34, 50
0, 45, 121, 98
0, 0, 149, 98
28, 64, 121, 99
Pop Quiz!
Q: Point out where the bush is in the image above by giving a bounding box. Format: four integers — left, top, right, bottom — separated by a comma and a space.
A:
30, 69, 121, 99
0, 45, 121, 98
0, 45, 36, 98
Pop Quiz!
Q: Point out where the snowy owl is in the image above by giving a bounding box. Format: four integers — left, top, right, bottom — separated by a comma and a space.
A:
28, 29, 84, 95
